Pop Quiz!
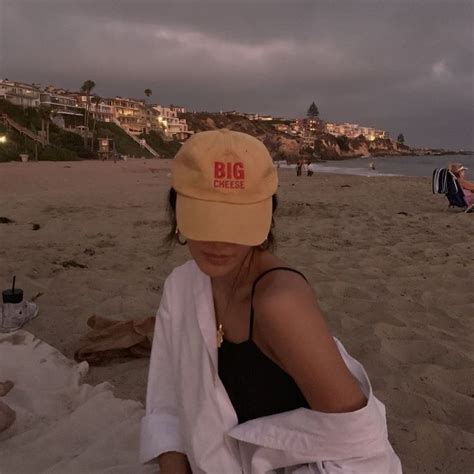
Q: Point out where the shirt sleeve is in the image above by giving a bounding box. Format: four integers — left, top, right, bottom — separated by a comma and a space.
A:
227, 338, 402, 473
139, 280, 185, 464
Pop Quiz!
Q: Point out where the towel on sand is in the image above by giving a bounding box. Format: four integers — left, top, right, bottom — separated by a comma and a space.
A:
74, 315, 155, 365
0, 330, 154, 474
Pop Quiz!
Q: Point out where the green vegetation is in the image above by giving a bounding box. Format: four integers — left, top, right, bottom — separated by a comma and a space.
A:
0, 126, 83, 162
335, 135, 350, 151
139, 131, 181, 158
0, 99, 43, 132
51, 128, 89, 157
80, 80, 96, 98
307, 101, 320, 118
0, 99, 173, 161
80, 80, 95, 136
0, 100, 86, 161
94, 121, 153, 158
179, 112, 285, 137
0, 124, 22, 161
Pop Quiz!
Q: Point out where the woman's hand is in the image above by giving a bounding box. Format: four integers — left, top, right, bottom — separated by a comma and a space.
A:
158, 451, 192, 474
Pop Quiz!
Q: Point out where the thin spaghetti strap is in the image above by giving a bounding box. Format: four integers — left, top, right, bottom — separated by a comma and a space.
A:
248, 267, 308, 341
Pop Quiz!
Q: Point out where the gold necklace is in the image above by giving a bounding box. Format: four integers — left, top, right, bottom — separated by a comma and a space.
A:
215, 289, 231, 349
216, 323, 225, 348
215, 263, 247, 349
215, 290, 233, 349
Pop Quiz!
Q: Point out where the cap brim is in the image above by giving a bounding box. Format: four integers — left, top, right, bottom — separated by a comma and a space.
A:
176, 194, 272, 246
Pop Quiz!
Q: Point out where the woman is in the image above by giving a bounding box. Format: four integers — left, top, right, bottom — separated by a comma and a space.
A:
449, 163, 474, 206
301, 160, 308, 176
140, 129, 401, 473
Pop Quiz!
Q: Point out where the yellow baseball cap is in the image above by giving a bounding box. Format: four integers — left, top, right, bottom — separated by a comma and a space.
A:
172, 129, 278, 245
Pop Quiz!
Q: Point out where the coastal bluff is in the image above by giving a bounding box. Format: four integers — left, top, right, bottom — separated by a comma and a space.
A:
181, 111, 422, 162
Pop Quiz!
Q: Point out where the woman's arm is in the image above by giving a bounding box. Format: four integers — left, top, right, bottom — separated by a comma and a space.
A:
459, 177, 474, 192
158, 451, 192, 474
253, 272, 367, 413
248, 272, 401, 472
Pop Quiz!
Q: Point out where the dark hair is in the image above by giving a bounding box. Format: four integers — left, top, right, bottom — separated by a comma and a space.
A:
166, 188, 278, 250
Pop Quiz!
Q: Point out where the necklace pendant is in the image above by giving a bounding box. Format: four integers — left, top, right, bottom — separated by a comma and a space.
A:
216, 323, 224, 348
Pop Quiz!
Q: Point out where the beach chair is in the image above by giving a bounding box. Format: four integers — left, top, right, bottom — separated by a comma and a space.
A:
432, 168, 473, 213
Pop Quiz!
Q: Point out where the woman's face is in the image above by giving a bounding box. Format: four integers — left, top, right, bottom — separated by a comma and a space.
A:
187, 240, 253, 278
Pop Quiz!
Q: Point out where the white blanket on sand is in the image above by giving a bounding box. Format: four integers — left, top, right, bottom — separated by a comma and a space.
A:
0, 331, 154, 474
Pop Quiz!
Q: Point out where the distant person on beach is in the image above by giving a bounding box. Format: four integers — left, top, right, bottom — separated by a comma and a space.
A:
449, 163, 474, 206
307, 161, 314, 176
140, 129, 401, 473
302, 160, 308, 176
296, 160, 302, 176
369, 161, 376, 170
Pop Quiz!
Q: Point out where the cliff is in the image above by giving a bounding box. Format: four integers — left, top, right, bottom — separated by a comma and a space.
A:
313, 134, 412, 160
180, 112, 414, 162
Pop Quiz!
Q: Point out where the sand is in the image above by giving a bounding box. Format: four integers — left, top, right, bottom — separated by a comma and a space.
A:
0, 159, 473, 473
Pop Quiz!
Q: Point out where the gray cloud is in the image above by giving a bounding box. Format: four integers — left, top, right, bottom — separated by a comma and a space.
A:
1, 0, 473, 148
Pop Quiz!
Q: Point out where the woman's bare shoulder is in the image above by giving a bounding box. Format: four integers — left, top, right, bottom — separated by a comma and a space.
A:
252, 265, 314, 309
252, 266, 321, 350
253, 254, 307, 288
252, 265, 367, 413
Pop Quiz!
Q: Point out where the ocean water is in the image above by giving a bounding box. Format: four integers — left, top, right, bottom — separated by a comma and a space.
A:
291, 155, 474, 178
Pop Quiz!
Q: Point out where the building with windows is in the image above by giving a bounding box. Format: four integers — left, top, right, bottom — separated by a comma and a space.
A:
154, 105, 193, 141
242, 113, 274, 121
0, 79, 41, 108
104, 97, 147, 135
273, 123, 291, 134
245, 113, 259, 120
324, 122, 388, 141
145, 106, 161, 133
76, 94, 114, 122
0, 78, 194, 142
89, 101, 114, 123
296, 117, 325, 136
40, 88, 82, 118
169, 105, 186, 114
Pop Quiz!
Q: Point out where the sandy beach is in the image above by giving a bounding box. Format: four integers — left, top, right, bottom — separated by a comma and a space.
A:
1, 159, 473, 473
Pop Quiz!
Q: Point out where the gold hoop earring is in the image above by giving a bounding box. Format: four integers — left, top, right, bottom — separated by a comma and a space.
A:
175, 228, 187, 246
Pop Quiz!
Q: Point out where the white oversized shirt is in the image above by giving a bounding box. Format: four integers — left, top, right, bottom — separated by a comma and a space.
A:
140, 260, 402, 473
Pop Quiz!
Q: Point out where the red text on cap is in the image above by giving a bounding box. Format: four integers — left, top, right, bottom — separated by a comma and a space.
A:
214, 162, 245, 189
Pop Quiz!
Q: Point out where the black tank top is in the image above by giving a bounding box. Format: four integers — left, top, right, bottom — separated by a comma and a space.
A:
218, 267, 310, 424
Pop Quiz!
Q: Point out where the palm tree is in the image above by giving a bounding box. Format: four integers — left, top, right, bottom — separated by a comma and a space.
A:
80, 80, 96, 147
38, 105, 52, 145
143, 89, 153, 135
307, 101, 319, 118
90, 95, 102, 151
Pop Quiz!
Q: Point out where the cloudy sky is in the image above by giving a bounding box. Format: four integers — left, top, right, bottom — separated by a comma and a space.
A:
1, 0, 473, 149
